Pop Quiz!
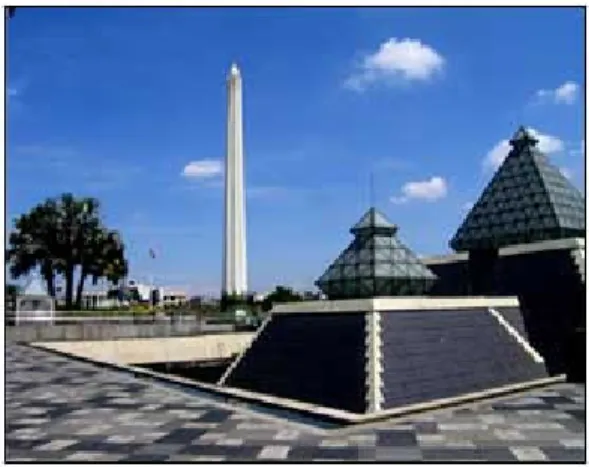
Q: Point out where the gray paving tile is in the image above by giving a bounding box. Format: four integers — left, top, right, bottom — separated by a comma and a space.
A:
5, 342, 586, 462
257, 444, 291, 459
509, 446, 548, 461
542, 447, 586, 462
375, 446, 423, 461
422, 447, 484, 461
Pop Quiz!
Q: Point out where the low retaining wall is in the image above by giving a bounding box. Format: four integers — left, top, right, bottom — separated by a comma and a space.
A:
5, 319, 235, 343
34, 333, 255, 364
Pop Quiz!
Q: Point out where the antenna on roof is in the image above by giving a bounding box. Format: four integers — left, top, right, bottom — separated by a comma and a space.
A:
369, 170, 375, 208
368, 169, 374, 208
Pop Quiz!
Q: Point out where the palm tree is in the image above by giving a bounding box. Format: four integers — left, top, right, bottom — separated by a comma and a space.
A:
7, 200, 63, 297
76, 228, 128, 309
6, 193, 128, 310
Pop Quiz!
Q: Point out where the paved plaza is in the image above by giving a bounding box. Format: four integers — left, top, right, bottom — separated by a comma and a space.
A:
6, 343, 586, 462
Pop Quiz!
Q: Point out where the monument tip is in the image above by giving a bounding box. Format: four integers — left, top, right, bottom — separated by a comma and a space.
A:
230, 62, 240, 76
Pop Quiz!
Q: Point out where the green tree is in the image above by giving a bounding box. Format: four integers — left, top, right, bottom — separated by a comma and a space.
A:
261, 285, 303, 312
6, 193, 128, 310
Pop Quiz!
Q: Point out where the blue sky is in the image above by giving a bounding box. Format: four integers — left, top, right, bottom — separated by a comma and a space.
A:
6, 7, 585, 296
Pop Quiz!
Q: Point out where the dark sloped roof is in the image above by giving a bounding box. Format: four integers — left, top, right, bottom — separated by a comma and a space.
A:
316, 208, 437, 299
450, 126, 585, 252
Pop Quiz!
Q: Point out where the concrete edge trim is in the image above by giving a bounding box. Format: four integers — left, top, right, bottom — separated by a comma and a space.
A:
422, 237, 585, 265
487, 308, 545, 363
30, 342, 565, 430
499, 237, 585, 257
365, 310, 383, 413
217, 314, 273, 385
273, 297, 519, 313
32, 332, 255, 365
422, 252, 469, 265
273, 299, 374, 314
347, 375, 566, 425
373, 297, 519, 311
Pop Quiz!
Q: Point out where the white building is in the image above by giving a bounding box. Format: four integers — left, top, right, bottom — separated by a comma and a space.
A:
81, 280, 187, 310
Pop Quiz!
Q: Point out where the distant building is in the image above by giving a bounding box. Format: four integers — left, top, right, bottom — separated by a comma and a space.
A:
252, 292, 267, 302
79, 279, 187, 310
160, 288, 188, 308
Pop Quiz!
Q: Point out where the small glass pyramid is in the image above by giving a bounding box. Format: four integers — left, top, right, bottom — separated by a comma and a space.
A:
316, 208, 437, 299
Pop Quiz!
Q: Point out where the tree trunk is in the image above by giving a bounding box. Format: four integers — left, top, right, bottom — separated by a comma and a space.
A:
75, 270, 87, 310
41, 261, 56, 298
64, 263, 75, 310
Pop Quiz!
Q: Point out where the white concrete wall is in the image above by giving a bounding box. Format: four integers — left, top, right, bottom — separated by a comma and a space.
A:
34, 333, 255, 364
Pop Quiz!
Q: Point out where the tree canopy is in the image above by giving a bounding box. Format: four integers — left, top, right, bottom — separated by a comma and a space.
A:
6, 193, 128, 310
261, 285, 303, 312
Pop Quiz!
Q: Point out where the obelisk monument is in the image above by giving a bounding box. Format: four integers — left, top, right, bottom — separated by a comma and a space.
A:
222, 63, 248, 300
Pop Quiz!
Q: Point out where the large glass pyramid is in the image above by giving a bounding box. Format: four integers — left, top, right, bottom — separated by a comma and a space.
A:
316, 208, 437, 299
451, 126, 585, 252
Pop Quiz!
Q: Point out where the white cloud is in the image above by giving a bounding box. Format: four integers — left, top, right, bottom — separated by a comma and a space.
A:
560, 167, 573, 180
345, 37, 445, 91
535, 81, 579, 105
181, 159, 223, 179
390, 196, 409, 205
390, 176, 448, 204
570, 140, 585, 159
482, 128, 565, 171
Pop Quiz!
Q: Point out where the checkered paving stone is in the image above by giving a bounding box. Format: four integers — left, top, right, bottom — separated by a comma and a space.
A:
5, 343, 586, 462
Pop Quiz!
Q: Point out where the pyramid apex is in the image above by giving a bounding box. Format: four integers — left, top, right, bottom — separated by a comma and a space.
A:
509, 126, 538, 148
350, 207, 397, 234
450, 127, 585, 252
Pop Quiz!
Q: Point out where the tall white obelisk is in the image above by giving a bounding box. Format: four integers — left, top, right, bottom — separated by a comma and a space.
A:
222, 63, 248, 297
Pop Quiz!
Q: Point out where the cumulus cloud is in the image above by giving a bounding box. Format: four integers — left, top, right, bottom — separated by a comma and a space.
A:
482, 128, 565, 171
390, 176, 448, 204
570, 140, 585, 159
345, 37, 445, 91
560, 167, 574, 180
181, 159, 223, 179
535, 81, 579, 105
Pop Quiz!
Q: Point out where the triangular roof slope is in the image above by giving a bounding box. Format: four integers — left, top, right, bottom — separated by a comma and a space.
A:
316, 208, 437, 299
451, 126, 585, 252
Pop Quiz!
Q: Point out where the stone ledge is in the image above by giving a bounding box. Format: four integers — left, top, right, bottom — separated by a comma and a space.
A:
273, 297, 519, 314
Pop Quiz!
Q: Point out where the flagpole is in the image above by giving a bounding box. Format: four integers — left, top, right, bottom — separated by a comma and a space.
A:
149, 247, 157, 313
150, 273, 154, 312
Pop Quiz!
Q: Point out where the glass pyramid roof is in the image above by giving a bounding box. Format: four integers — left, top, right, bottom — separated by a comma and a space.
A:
350, 207, 397, 234
450, 126, 586, 252
316, 208, 437, 299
